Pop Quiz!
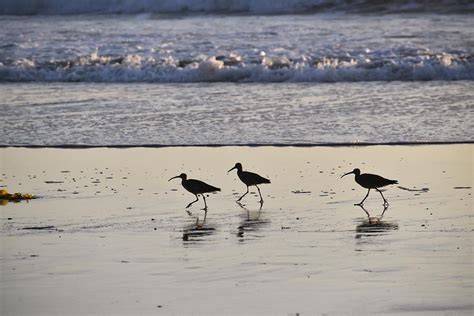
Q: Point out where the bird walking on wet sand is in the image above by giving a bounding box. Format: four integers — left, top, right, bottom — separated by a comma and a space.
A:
228, 163, 270, 204
168, 173, 220, 211
341, 168, 398, 206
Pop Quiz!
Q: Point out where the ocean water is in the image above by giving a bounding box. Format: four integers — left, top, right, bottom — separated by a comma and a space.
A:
0, 1, 473, 145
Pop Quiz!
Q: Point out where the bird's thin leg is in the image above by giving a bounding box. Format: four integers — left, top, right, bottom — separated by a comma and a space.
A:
256, 185, 264, 205
237, 186, 249, 202
186, 195, 199, 208
356, 189, 370, 206
376, 189, 389, 206
380, 204, 389, 218
202, 194, 208, 211
357, 204, 370, 218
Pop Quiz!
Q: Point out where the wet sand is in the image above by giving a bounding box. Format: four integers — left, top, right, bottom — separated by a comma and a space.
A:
0, 145, 472, 315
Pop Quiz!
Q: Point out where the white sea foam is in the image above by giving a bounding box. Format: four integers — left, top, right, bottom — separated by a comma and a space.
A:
1, 52, 472, 82
1, 7, 472, 83
1, 0, 472, 15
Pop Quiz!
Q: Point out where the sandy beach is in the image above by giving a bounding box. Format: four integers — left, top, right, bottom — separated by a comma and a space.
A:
0, 145, 472, 315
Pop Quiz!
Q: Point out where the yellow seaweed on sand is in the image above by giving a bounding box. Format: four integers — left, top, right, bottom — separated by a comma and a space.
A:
0, 189, 37, 204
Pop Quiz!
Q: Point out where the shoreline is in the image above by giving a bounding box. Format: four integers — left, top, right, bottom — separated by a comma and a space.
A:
1, 140, 473, 149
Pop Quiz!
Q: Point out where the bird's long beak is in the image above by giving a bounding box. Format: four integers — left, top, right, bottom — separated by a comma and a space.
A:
341, 171, 353, 178
227, 166, 236, 173
168, 175, 180, 182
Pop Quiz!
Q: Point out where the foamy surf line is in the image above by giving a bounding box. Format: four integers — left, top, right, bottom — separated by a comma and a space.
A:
1, 58, 473, 82
1, 141, 472, 149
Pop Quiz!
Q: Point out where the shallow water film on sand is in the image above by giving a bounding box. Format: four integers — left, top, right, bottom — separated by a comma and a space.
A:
1, 1, 474, 315
0, 146, 472, 315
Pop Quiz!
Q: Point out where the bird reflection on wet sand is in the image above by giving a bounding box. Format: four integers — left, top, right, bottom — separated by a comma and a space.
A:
182, 212, 216, 242
355, 204, 398, 239
236, 201, 270, 241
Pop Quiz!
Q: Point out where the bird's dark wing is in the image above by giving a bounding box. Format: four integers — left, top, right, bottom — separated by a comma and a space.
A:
361, 173, 398, 188
241, 171, 271, 186
186, 179, 221, 194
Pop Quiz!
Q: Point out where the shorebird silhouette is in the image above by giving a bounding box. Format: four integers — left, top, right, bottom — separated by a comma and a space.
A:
228, 163, 270, 204
341, 168, 398, 206
169, 173, 220, 211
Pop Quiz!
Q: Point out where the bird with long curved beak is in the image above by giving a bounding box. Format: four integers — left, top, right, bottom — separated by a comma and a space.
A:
169, 173, 220, 211
341, 168, 398, 206
228, 163, 270, 204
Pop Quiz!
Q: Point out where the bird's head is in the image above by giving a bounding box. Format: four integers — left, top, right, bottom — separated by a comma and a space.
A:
168, 173, 187, 181
341, 168, 361, 178
227, 162, 242, 173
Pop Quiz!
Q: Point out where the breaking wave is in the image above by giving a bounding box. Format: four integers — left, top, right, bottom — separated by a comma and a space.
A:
1, 50, 472, 82
1, 0, 473, 15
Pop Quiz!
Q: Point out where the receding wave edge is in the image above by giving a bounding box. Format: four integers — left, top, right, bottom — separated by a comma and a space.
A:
1, 141, 472, 149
